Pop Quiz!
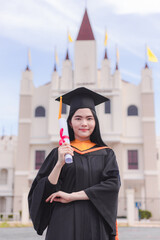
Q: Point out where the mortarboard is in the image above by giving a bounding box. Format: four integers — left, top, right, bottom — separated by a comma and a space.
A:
56, 87, 109, 114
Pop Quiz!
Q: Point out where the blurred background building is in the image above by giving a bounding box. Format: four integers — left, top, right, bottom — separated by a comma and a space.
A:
0, 135, 17, 218
0, 8, 160, 222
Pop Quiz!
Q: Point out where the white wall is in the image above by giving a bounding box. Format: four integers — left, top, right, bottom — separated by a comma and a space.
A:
122, 81, 142, 138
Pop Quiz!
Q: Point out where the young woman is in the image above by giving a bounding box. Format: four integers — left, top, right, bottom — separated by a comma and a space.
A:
28, 87, 120, 240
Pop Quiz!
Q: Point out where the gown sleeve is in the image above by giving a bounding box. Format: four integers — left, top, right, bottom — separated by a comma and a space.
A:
84, 148, 121, 239
28, 147, 63, 235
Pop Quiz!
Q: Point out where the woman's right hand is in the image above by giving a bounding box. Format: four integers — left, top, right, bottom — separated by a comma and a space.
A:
57, 143, 74, 166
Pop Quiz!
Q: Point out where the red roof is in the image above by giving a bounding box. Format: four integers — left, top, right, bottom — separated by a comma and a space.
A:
77, 9, 95, 40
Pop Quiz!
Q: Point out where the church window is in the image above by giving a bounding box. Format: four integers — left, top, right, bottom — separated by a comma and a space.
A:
0, 169, 8, 184
127, 105, 138, 116
128, 150, 138, 169
35, 106, 45, 117
62, 103, 67, 114
35, 151, 45, 170
105, 101, 111, 114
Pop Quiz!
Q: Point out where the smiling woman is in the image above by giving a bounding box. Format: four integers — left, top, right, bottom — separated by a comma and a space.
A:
69, 108, 96, 141
28, 87, 121, 240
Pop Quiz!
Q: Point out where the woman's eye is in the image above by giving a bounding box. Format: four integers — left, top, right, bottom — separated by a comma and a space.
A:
88, 118, 93, 120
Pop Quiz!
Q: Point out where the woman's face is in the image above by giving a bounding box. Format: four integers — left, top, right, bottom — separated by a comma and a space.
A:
70, 108, 96, 141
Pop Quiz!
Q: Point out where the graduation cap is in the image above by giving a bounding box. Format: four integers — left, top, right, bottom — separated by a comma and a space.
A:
56, 87, 109, 115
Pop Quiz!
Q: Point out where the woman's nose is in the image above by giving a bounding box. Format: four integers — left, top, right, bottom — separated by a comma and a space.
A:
81, 119, 87, 126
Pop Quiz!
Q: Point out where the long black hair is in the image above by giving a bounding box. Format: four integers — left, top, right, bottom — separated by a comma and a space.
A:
67, 109, 107, 147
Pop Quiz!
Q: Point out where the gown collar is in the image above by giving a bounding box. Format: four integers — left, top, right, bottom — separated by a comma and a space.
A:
71, 139, 96, 151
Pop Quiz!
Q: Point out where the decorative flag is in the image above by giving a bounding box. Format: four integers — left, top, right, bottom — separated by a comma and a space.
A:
104, 31, 108, 46
55, 48, 59, 64
28, 48, 31, 66
68, 32, 73, 42
147, 47, 158, 62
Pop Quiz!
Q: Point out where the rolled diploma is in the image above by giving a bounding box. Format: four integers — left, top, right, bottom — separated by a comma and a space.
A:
59, 118, 73, 163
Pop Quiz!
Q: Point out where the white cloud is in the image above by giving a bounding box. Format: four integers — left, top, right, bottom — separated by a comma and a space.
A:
121, 68, 141, 81
0, 0, 80, 50
44, 0, 80, 23
101, 0, 160, 14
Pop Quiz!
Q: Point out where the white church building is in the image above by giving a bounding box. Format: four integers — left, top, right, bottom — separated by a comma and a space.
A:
1, 9, 160, 221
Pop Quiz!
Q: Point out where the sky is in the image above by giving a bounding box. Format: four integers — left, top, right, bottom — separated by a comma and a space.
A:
0, 0, 160, 136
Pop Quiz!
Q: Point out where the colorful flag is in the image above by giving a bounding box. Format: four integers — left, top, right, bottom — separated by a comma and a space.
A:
68, 32, 73, 42
147, 46, 158, 62
104, 31, 108, 46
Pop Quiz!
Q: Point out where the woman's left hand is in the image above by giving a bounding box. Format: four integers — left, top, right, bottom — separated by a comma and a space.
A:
46, 191, 73, 204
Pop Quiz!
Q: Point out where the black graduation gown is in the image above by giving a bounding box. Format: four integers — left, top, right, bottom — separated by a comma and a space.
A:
28, 146, 120, 240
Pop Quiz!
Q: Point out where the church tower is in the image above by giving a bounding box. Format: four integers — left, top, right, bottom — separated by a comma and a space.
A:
100, 49, 112, 89
13, 65, 34, 212
51, 64, 59, 91
141, 63, 159, 219
60, 49, 73, 90
74, 9, 97, 87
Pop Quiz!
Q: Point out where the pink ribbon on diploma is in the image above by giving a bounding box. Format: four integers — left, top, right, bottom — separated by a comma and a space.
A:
59, 128, 69, 145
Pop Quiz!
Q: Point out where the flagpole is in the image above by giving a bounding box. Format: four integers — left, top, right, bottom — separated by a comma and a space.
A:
54, 46, 58, 67
145, 43, 147, 65
116, 44, 117, 63
104, 26, 107, 50
67, 28, 69, 49
85, 0, 88, 9
27, 47, 29, 67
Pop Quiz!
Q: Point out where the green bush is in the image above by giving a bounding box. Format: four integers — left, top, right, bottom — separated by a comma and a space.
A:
139, 209, 152, 219
145, 210, 152, 219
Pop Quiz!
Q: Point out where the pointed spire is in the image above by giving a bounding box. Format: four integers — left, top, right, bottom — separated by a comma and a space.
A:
54, 63, 57, 72
145, 62, 149, 69
115, 62, 119, 70
25, 65, 30, 71
115, 45, 119, 70
1, 127, 5, 139
104, 48, 108, 59
65, 49, 69, 60
77, 9, 95, 40
26, 48, 31, 71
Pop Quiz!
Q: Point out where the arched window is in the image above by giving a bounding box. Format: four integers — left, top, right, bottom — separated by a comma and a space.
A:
0, 169, 8, 184
127, 105, 138, 116
104, 101, 111, 114
35, 106, 45, 117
